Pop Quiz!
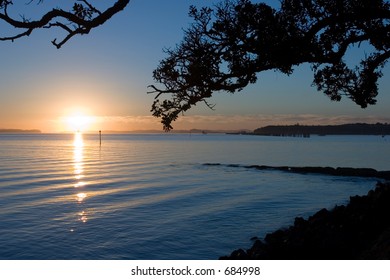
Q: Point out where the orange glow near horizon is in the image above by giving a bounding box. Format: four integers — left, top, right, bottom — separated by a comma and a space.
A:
65, 113, 95, 132
53, 106, 97, 133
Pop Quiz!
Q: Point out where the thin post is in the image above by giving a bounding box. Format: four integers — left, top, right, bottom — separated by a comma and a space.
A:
99, 130, 101, 146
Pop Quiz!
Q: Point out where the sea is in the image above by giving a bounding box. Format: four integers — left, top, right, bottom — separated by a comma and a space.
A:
0, 133, 389, 260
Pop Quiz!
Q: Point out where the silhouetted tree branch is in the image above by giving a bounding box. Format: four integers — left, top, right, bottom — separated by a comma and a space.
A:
0, 0, 130, 48
149, 0, 390, 131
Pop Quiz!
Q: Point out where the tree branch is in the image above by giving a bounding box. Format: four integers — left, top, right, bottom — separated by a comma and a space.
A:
0, 0, 130, 48
150, 0, 390, 131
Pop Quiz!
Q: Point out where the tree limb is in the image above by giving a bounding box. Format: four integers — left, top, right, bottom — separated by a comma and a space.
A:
0, 0, 130, 48
150, 0, 390, 131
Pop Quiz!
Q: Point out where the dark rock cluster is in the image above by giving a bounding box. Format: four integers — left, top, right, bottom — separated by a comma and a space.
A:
221, 182, 390, 260
204, 163, 390, 180
247, 165, 390, 180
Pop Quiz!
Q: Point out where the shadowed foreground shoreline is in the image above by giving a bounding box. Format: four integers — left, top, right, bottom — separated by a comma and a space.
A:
220, 181, 390, 259
204, 163, 390, 180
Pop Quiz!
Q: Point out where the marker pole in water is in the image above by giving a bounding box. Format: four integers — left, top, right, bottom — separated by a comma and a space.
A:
99, 130, 101, 146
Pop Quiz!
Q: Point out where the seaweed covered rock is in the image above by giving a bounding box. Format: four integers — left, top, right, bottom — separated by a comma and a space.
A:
221, 182, 390, 259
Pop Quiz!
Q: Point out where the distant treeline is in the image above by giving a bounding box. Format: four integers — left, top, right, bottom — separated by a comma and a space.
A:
253, 123, 390, 136
0, 129, 41, 134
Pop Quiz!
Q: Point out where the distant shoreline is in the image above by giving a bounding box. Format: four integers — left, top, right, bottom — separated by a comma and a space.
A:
2, 122, 390, 136
251, 123, 390, 137
0, 129, 41, 134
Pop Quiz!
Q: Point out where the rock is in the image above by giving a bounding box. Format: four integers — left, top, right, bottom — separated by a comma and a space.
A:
221, 182, 390, 260
227, 249, 249, 260
335, 167, 378, 177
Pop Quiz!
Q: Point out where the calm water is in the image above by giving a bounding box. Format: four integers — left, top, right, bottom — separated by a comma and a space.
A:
0, 133, 388, 259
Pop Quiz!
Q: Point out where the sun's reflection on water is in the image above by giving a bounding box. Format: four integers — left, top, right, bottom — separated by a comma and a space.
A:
74, 181, 86, 188
73, 132, 89, 224
76, 192, 87, 202
73, 132, 84, 181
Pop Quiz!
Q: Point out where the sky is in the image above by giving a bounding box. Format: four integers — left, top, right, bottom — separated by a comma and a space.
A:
0, 0, 389, 133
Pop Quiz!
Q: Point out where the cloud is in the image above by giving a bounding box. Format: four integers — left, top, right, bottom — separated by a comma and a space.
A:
96, 115, 157, 124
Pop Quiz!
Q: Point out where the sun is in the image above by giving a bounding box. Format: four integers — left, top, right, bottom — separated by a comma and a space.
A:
66, 114, 94, 132
64, 112, 95, 132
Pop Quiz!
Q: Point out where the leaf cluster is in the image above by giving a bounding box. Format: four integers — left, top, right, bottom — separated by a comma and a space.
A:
150, 0, 390, 131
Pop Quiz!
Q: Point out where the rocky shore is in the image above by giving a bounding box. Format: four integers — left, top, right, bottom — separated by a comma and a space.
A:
220, 181, 390, 259
204, 163, 390, 180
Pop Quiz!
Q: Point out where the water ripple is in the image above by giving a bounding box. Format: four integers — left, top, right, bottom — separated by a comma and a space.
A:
0, 134, 385, 259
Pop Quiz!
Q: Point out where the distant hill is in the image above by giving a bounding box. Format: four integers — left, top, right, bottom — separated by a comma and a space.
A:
253, 123, 390, 136
0, 129, 41, 134
99, 129, 251, 134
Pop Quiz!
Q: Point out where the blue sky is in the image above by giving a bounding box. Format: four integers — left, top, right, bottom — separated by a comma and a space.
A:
0, 0, 389, 132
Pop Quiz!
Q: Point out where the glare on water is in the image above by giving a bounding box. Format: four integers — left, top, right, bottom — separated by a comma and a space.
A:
0, 133, 387, 259
73, 133, 88, 222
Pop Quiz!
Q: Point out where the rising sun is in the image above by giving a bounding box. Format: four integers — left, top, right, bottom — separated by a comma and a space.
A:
65, 112, 95, 132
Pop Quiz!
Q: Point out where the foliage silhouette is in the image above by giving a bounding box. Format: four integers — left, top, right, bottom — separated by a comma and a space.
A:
149, 0, 390, 131
0, 0, 130, 48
